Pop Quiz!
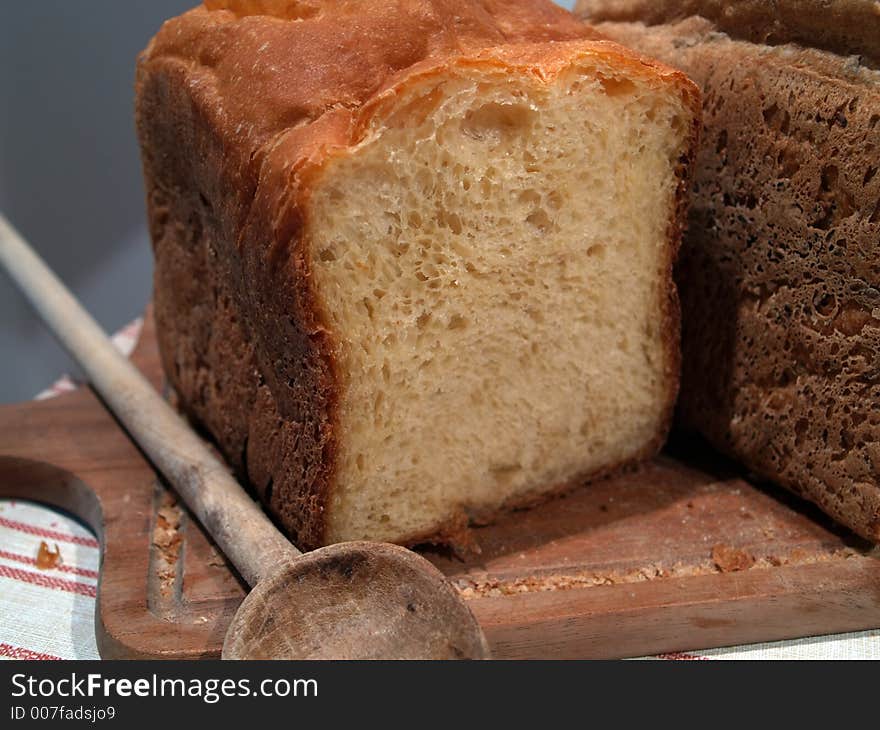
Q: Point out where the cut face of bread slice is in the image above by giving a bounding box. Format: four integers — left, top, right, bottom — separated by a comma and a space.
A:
307, 47, 696, 543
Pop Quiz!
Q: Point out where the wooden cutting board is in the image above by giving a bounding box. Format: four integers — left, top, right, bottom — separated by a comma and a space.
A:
1, 309, 878, 659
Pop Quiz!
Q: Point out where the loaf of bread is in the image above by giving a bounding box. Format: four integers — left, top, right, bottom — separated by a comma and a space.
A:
577, 0, 880, 541
136, 0, 699, 550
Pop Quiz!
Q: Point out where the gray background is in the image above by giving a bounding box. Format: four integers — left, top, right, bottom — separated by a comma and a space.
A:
0, 0, 576, 403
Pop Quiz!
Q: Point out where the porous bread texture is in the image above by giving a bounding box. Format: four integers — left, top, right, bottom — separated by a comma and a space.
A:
310, 58, 693, 543
136, 1, 699, 549
577, 10, 880, 541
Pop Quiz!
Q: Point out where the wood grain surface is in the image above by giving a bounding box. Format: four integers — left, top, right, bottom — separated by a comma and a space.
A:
1, 310, 878, 659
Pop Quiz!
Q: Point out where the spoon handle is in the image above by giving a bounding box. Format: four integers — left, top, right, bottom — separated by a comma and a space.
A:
0, 213, 299, 586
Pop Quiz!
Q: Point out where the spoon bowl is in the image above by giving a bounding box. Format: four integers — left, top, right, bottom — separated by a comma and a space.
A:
222, 541, 490, 660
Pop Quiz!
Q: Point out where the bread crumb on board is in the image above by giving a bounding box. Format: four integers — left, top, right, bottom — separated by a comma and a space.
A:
152, 491, 183, 597
453, 544, 861, 599
711, 543, 756, 573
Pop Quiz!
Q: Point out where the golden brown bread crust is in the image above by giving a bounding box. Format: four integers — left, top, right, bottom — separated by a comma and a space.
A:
136, 0, 699, 550
575, 0, 880, 67
577, 10, 880, 542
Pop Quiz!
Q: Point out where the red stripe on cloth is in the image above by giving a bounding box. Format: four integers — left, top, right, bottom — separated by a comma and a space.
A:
0, 564, 97, 598
0, 516, 99, 548
0, 643, 62, 661
0, 549, 99, 580
656, 652, 710, 661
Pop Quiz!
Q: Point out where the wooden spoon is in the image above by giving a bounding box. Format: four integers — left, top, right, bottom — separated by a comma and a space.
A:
0, 213, 490, 660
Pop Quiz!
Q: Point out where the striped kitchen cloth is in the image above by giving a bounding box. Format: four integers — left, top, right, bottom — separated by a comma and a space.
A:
1, 320, 141, 661
0, 501, 100, 660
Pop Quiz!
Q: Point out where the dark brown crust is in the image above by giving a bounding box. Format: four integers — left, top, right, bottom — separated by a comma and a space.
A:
575, 0, 880, 68
136, 0, 699, 549
136, 56, 339, 549
580, 14, 880, 542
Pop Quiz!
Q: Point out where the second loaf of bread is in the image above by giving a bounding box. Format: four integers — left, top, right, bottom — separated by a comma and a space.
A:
578, 0, 880, 541
136, 0, 700, 550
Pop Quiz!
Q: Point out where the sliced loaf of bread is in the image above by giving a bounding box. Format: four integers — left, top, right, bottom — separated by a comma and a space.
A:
577, 0, 880, 541
136, 0, 699, 549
